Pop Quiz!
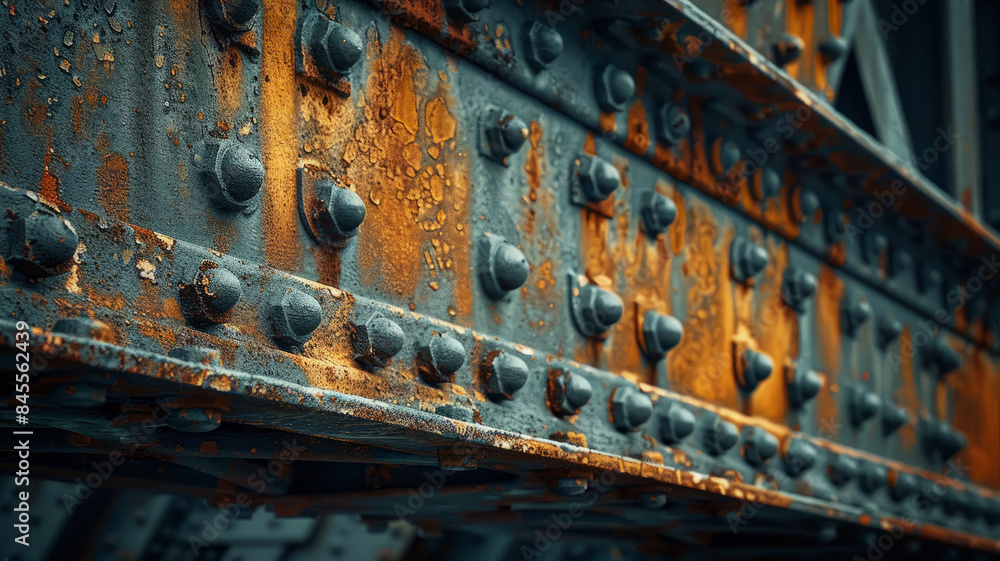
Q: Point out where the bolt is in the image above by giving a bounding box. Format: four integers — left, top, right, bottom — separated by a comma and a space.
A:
444, 0, 489, 24
792, 188, 820, 223
485, 351, 529, 400
479, 234, 529, 299
657, 104, 691, 145
861, 232, 887, 264
752, 166, 782, 201
850, 387, 881, 425
575, 154, 621, 202
206, 143, 265, 210
526, 21, 562, 69
307, 16, 363, 74
882, 403, 909, 434
641, 493, 668, 509
483, 110, 528, 164
550, 477, 588, 497
207, 0, 259, 33
936, 422, 967, 460
841, 294, 871, 336
702, 413, 739, 455
165, 406, 223, 433
353, 313, 404, 367
271, 288, 323, 349
595, 65, 635, 112
928, 338, 962, 374
421, 334, 466, 383
824, 207, 846, 244
612, 386, 653, 431
180, 262, 241, 325
742, 426, 778, 466
730, 237, 769, 283
660, 404, 695, 443
819, 35, 849, 61
52, 317, 115, 343
311, 181, 366, 242
781, 267, 817, 312
858, 460, 887, 493
783, 439, 818, 476
737, 349, 773, 392
639, 192, 677, 237
168, 346, 222, 367
710, 137, 741, 177
571, 282, 624, 337
788, 367, 823, 407
773, 33, 804, 66
5, 210, 79, 277
827, 453, 857, 487
889, 471, 918, 502
877, 317, 903, 348
549, 370, 592, 415
640, 311, 683, 359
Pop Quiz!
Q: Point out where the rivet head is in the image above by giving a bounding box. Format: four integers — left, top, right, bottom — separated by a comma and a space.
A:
742, 426, 779, 466
752, 166, 782, 201
737, 349, 773, 392
180, 262, 241, 325
929, 338, 962, 374
485, 351, 528, 400
850, 387, 881, 425
889, 471, 918, 502
639, 192, 677, 236
207, 0, 259, 32
788, 367, 823, 407
827, 453, 858, 487
444, 0, 489, 23
841, 294, 871, 336
422, 334, 465, 382
312, 181, 365, 242
657, 104, 691, 145
308, 18, 363, 73
641, 311, 683, 359
550, 477, 588, 497
354, 314, 404, 367
935, 422, 967, 460
730, 237, 769, 283
710, 137, 741, 177
575, 154, 621, 202
702, 413, 739, 455
877, 317, 903, 348
482, 109, 529, 163
527, 21, 562, 69
6, 210, 79, 278
595, 65, 635, 112
550, 370, 592, 415
571, 282, 624, 337
773, 33, 804, 66
882, 403, 909, 434
793, 188, 820, 223
480, 234, 529, 299
783, 439, 818, 476
824, 207, 846, 244
207, 143, 264, 210
612, 386, 652, 431
781, 267, 817, 312
858, 460, 887, 493
819, 35, 849, 61
272, 289, 323, 349
165, 406, 223, 433
52, 317, 115, 343
660, 404, 696, 443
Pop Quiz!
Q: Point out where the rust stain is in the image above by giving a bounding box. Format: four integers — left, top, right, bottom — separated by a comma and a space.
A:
624, 99, 650, 156
748, 241, 797, 423
895, 326, 920, 451
96, 150, 130, 223
814, 265, 843, 431
950, 347, 1000, 486
723, 0, 749, 38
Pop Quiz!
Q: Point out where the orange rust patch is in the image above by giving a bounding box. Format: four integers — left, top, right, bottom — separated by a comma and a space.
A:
814, 266, 843, 430
950, 348, 1000, 487
200, 441, 219, 454
624, 99, 650, 156
748, 241, 797, 423
96, 151, 130, 223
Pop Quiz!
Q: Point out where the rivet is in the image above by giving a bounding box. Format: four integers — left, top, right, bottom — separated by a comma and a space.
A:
742, 426, 778, 466
207, 0, 259, 33
165, 406, 223, 433
52, 317, 115, 343
660, 403, 696, 443
550, 477, 588, 497
272, 289, 323, 349
640, 311, 683, 360
5, 210, 79, 278
180, 262, 241, 325
569, 281, 624, 337
781, 267, 817, 312
827, 453, 857, 487
889, 471, 918, 502
639, 192, 678, 237
888, 247, 911, 279
857, 460, 887, 493
656, 103, 691, 145
595, 65, 635, 112
702, 413, 739, 455
841, 293, 871, 336
876, 317, 903, 348
881, 403, 909, 434
549, 370, 592, 415
310, 181, 366, 242
168, 346, 222, 367
485, 351, 529, 400
641, 493, 668, 509
928, 338, 962, 374
819, 35, 849, 61
709, 137, 741, 177
420, 334, 466, 383
574, 154, 621, 203
307, 17, 363, 73
444, 0, 489, 24
773, 33, 804, 66
479, 234, 530, 299
787, 366, 823, 407
482, 108, 529, 164
935, 422, 967, 460
751, 166, 782, 201
791, 187, 820, 223
206, 142, 265, 210
737, 349, 773, 392
849, 387, 881, 425
526, 21, 562, 69
783, 439, 818, 476
730, 237, 769, 283
353, 313, 404, 367
611, 385, 653, 431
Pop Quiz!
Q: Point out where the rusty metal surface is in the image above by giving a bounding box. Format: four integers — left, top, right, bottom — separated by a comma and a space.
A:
1, 0, 999, 559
